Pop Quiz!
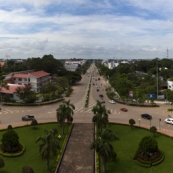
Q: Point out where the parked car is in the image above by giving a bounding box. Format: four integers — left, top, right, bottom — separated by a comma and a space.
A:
22, 115, 35, 121
109, 100, 116, 104
165, 118, 173, 124
141, 113, 152, 120
97, 89, 99, 91
99, 94, 103, 97
120, 108, 128, 112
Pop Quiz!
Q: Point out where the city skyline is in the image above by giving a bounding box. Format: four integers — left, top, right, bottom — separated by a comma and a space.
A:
0, 0, 173, 59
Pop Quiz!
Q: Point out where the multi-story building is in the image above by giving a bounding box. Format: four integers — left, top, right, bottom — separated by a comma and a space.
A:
64, 60, 86, 71
4, 70, 50, 93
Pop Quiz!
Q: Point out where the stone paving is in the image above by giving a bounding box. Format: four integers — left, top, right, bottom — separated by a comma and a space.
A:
57, 123, 94, 173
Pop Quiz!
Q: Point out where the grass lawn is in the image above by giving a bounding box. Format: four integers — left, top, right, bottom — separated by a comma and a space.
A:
105, 123, 173, 173
0, 122, 70, 173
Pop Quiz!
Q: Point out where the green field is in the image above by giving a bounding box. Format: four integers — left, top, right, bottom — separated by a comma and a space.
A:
0, 123, 70, 173
105, 123, 173, 173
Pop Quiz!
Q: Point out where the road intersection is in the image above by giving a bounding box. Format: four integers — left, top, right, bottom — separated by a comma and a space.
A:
0, 64, 173, 136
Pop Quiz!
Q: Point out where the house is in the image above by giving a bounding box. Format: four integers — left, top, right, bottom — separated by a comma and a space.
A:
0, 84, 24, 101
4, 70, 50, 93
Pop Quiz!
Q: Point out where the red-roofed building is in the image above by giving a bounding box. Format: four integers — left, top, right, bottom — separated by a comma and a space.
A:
0, 84, 24, 101
4, 70, 50, 93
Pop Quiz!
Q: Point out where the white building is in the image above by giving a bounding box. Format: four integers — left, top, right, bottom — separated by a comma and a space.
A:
167, 79, 173, 91
4, 70, 50, 93
64, 60, 86, 71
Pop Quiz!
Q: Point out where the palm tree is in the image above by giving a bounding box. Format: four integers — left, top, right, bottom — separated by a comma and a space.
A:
36, 129, 60, 171
92, 100, 110, 133
56, 104, 67, 135
91, 129, 119, 173
63, 100, 75, 122
56, 100, 75, 134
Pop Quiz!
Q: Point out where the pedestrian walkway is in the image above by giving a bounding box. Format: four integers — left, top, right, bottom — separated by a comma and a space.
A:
57, 123, 94, 173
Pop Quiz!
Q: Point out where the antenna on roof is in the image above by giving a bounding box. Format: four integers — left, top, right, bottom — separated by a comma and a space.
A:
4, 54, 10, 62
167, 48, 169, 58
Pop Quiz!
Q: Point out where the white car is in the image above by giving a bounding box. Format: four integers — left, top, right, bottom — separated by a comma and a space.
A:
109, 100, 116, 104
165, 118, 173, 124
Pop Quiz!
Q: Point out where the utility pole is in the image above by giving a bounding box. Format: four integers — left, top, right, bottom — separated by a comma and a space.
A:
167, 48, 169, 58
156, 58, 158, 100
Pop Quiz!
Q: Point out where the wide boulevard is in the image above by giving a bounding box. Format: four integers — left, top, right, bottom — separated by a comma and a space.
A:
0, 64, 173, 135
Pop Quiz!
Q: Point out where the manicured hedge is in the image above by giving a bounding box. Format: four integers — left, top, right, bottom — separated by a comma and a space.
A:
0, 143, 26, 157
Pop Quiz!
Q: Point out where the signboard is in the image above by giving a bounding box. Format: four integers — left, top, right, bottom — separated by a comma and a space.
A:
148, 94, 155, 99
129, 91, 133, 97
157, 95, 164, 100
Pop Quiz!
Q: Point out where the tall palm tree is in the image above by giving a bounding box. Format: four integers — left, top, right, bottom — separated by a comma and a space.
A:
36, 129, 60, 171
91, 129, 118, 173
92, 100, 110, 133
56, 104, 67, 135
56, 100, 75, 134
63, 100, 75, 122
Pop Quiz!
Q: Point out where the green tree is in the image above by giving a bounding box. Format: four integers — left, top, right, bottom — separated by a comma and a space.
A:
22, 165, 34, 173
0, 157, 4, 169
1, 129, 19, 149
91, 129, 118, 173
92, 100, 110, 133
30, 119, 38, 129
36, 129, 60, 171
16, 85, 37, 103
56, 100, 75, 135
129, 119, 136, 129
63, 100, 75, 122
56, 77, 69, 91
7, 124, 12, 130
56, 104, 67, 135
139, 136, 158, 154
150, 126, 157, 137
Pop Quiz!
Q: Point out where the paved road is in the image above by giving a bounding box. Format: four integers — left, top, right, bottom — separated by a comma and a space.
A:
0, 63, 173, 136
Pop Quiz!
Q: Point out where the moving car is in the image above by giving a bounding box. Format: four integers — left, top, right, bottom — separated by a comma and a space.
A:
120, 108, 128, 112
141, 113, 152, 120
165, 118, 173, 124
22, 115, 35, 121
109, 100, 116, 104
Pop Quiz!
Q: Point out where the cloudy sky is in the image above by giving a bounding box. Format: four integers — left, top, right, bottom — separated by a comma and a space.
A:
0, 0, 173, 60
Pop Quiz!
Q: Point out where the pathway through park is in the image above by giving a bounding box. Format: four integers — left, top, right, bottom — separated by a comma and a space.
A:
57, 123, 95, 173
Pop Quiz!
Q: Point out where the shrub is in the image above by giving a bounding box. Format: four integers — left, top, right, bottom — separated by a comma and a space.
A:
168, 108, 173, 111
129, 119, 136, 129
139, 136, 158, 154
30, 119, 38, 129
150, 126, 157, 137
22, 165, 34, 173
1, 129, 20, 152
7, 125, 13, 130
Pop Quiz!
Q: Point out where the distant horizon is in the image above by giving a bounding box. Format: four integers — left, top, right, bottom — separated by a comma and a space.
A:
0, 56, 173, 61
0, 1, 173, 59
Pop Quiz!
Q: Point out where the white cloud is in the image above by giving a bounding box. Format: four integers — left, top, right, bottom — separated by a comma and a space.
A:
0, 0, 172, 59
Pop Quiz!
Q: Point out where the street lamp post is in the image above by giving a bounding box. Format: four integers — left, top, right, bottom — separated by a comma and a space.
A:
156, 59, 159, 100
150, 119, 151, 128
138, 118, 141, 126
159, 118, 161, 129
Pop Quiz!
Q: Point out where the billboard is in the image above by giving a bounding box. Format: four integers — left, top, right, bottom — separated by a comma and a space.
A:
157, 95, 164, 100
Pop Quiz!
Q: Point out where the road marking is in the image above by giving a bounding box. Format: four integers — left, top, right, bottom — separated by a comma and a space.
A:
85, 108, 92, 113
